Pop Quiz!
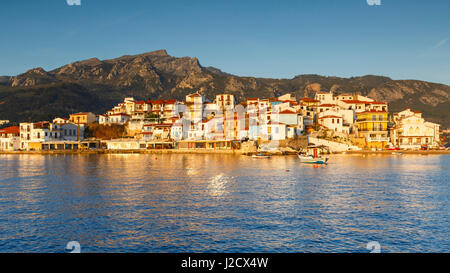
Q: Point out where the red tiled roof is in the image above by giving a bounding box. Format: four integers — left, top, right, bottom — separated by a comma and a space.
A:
358, 110, 388, 114
0, 126, 20, 134
319, 115, 342, 119
279, 110, 297, 114
300, 98, 319, 102
317, 104, 337, 107
34, 121, 49, 126
109, 113, 131, 117
267, 121, 286, 125
71, 112, 90, 116
340, 100, 368, 104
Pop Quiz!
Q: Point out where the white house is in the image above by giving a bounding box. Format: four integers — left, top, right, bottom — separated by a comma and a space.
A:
0, 126, 20, 151
98, 115, 109, 125
261, 122, 287, 141
19, 122, 84, 150
391, 108, 440, 149
315, 91, 334, 104
318, 115, 345, 133
185, 93, 204, 123
108, 113, 131, 125
53, 117, 69, 125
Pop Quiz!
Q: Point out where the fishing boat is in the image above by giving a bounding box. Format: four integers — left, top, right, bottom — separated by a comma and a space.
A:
252, 153, 271, 158
298, 146, 329, 164
298, 154, 329, 164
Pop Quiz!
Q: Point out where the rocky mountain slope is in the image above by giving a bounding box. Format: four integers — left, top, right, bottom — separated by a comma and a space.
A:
1, 49, 449, 128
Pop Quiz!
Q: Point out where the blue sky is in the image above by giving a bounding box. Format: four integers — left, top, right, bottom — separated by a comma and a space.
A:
1, 0, 450, 84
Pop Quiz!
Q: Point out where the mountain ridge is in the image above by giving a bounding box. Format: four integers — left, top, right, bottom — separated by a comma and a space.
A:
1, 49, 449, 128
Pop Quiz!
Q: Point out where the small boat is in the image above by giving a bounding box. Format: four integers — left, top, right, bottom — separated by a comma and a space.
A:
252, 153, 271, 158
298, 147, 329, 164
298, 154, 329, 164
392, 152, 403, 155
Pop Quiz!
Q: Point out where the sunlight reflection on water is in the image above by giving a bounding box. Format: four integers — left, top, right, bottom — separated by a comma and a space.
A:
0, 154, 448, 253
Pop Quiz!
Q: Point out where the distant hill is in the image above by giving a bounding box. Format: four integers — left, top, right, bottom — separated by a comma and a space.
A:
1, 49, 449, 128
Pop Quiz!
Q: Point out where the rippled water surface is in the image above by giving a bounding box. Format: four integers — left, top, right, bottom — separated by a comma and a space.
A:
0, 154, 448, 253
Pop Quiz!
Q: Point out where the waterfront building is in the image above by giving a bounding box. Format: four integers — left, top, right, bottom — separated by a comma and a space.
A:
170, 118, 188, 141
356, 111, 389, 149
390, 108, 440, 149
260, 121, 287, 141
19, 122, 84, 150
0, 126, 20, 151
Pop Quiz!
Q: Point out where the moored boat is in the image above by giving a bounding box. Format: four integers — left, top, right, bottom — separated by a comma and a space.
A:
298, 146, 329, 164
298, 154, 329, 164
252, 153, 271, 158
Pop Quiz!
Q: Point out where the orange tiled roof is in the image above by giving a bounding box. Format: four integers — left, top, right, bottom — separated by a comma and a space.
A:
300, 98, 319, 102
319, 115, 342, 119
0, 126, 20, 134
340, 100, 369, 104
279, 110, 297, 114
358, 110, 388, 114
317, 104, 337, 107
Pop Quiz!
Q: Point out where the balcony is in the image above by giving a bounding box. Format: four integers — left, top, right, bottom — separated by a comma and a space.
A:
358, 128, 387, 132
367, 137, 390, 142
357, 118, 387, 122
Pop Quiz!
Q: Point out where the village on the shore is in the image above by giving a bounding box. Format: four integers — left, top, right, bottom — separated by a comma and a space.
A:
0, 90, 445, 153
